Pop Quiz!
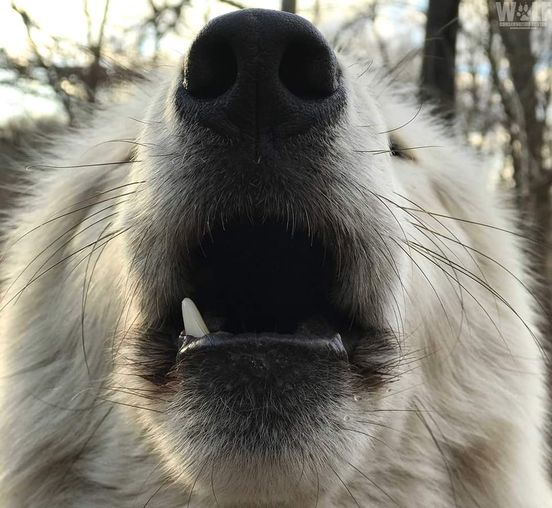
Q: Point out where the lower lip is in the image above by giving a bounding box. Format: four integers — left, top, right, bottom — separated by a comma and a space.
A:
178, 331, 348, 361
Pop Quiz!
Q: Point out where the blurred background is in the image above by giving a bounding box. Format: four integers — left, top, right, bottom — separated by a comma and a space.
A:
1, 0, 552, 330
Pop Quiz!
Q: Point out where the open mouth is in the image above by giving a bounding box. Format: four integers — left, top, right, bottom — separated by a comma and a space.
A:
177, 220, 364, 360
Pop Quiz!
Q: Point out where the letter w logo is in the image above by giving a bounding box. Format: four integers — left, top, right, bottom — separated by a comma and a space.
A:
496, 2, 516, 22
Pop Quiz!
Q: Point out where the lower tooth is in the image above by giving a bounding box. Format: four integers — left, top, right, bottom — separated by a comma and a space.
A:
181, 298, 210, 338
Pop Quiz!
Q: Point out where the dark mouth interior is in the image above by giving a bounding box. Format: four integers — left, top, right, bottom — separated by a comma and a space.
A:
189, 221, 344, 335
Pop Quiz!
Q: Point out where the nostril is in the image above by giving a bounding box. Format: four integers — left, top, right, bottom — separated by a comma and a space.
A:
279, 39, 338, 100
185, 41, 237, 99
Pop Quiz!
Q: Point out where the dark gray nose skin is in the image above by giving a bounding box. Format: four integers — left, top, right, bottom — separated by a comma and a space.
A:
176, 8, 345, 144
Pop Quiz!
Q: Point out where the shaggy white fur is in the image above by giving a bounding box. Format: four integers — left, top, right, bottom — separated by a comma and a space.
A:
1, 16, 551, 507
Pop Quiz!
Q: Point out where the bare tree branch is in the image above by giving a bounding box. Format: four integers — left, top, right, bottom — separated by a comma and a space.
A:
11, 3, 74, 119
218, 0, 245, 9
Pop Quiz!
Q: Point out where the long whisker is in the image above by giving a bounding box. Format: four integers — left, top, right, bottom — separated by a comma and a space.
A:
327, 462, 360, 508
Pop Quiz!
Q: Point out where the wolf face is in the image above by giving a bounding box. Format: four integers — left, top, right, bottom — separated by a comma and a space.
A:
1, 8, 550, 508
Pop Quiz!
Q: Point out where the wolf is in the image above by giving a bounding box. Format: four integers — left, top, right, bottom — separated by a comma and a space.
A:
1, 8, 550, 507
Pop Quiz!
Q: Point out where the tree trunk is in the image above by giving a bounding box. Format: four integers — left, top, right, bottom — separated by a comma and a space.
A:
281, 0, 296, 14
497, 2, 544, 178
420, 0, 461, 119
489, 1, 552, 342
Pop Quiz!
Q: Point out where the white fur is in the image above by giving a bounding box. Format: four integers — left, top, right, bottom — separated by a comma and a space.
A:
1, 52, 551, 507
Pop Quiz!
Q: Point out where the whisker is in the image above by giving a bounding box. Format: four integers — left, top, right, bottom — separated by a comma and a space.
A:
1, 186, 141, 261
328, 462, 360, 508
345, 459, 400, 506
1, 226, 132, 313
391, 192, 527, 239
353, 145, 442, 155
376, 102, 424, 134
27, 160, 138, 170
81, 222, 113, 376
2, 202, 125, 301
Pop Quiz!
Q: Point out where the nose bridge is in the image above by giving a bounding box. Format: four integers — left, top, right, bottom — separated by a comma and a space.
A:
178, 8, 344, 142
200, 9, 290, 78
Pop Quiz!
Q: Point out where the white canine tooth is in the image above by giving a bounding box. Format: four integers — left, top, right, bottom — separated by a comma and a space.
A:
181, 298, 210, 337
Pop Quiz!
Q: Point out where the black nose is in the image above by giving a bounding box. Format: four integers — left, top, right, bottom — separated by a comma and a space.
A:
177, 9, 344, 141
